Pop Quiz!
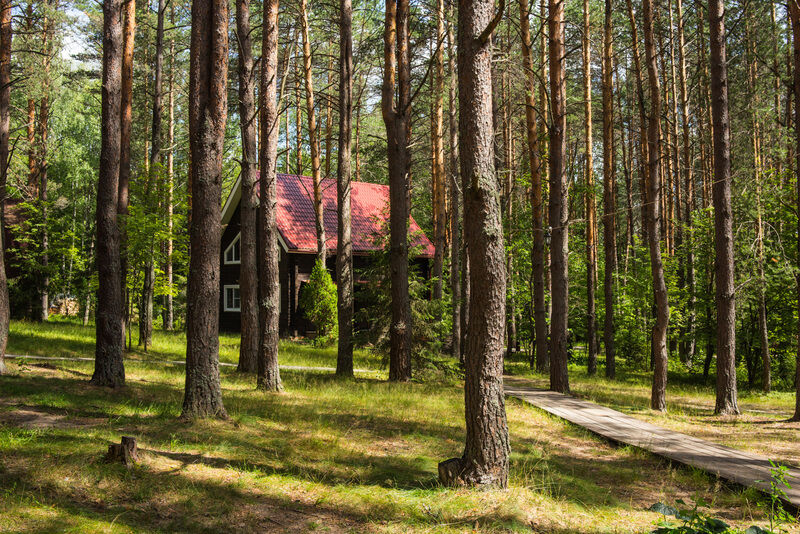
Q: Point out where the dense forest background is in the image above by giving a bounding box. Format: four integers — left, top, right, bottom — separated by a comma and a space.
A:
3, 0, 798, 392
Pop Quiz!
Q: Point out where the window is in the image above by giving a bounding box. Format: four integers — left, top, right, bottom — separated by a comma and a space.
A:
224, 285, 241, 312
224, 233, 241, 264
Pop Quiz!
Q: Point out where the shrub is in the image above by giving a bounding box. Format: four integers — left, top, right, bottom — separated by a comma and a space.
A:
299, 260, 338, 346
355, 229, 459, 379
650, 499, 775, 534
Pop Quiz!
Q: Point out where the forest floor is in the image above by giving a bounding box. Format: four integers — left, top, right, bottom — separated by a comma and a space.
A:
0, 319, 795, 533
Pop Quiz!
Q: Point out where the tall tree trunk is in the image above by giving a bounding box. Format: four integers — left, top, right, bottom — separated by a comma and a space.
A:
520, 0, 547, 373
295, 64, 303, 175
0, 0, 11, 374
355, 101, 361, 182
381, 0, 412, 382
708, 0, 738, 416
548, 0, 569, 393
236, 0, 259, 373
182, 0, 229, 418
500, 66, 516, 357
746, 12, 769, 393
676, 0, 695, 366
336, 0, 354, 377
792, 0, 800, 422
583, 0, 597, 376
642, 0, 669, 412
601, 0, 616, 379
618, 68, 634, 268
300, 0, 326, 265
667, 1, 680, 267
92, 0, 126, 388
140, 0, 165, 350
325, 50, 333, 178
539, 0, 551, 338
27, 101, 36, 200
163, 7, 174, 331
438, 0, 509, 489
625, 0, 649, 249
431, 0, 446, 302
38, 25, 50, 322
698, 10, 712, 210
756, 167, 770, 392
257, 0, 283, 392
118, 0, 135, 340
447, 10, 461, 361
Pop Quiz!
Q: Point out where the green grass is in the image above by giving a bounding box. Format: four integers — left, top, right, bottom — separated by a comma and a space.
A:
8, 317, 383, 371
0, 320, 788, 532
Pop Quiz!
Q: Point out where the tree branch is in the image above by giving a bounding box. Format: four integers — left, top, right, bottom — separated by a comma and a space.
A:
479, 0, 505, 46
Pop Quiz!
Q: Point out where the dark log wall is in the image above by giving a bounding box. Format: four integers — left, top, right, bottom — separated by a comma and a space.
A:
220, 204, 431, 336
220, 205, 289, 334
220, 205, 242, 332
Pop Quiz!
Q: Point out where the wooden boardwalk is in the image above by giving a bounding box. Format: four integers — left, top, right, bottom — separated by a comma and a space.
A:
504, 377, 800, 508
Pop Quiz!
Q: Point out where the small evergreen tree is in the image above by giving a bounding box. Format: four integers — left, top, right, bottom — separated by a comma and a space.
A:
299, 261, 338, 346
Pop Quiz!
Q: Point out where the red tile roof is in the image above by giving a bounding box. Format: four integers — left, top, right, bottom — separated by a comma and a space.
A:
275, 173, 434, 258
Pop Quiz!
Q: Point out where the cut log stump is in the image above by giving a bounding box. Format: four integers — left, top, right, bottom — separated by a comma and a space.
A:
105, 436, 138, 467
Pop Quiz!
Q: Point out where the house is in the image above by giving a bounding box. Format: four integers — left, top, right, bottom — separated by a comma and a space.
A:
219, 173, 435, 336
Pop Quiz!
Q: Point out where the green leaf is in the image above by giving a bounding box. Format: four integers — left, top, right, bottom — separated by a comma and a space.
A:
703, 517, 730, 533
649, 502, 679, 517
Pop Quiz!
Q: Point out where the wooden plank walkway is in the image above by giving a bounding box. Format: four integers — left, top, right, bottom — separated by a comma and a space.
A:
504, 377, 800, 508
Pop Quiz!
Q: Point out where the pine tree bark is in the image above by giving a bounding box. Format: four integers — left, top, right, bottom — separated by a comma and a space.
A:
295, 66, 303, 175
381, 0, 412, 381
519, 0, 547, 373
746, 12, 769, 393
793, 0, 800, 422
163, 8, 174, 331
625, 0, 649, 248
548, 0, 569, 393
336, 0, 354, 377
140, 0, 165, 351
667, 1, 680, 266
601, 0, 616, 379
431, 0, 446, 302
325, 51, 333, 178
118, 0, 135, 339
500, 67, 516, 357
642, 0, 670, 412
257, 0, 283, 392
92, 0, 126, 388
300, 0, 326, 265
447, 10, 461, 361
236, 0, 259, 373
438, 0, 509, 489
708, 0, 738, 416
38, 22, 50, 322
676, 0, 695, 366
583, 0, 597, 376
0, 0, 11, 374
182, 0, 229, 418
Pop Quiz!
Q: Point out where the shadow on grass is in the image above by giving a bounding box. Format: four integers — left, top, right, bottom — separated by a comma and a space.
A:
0, 372, 454, 488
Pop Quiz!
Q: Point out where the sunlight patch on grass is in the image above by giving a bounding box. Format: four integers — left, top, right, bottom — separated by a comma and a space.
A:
0, 321, 787, 532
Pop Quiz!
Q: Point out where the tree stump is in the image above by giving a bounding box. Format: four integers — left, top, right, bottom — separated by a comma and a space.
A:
438, 457, 464, 487
105, 436, 138, 467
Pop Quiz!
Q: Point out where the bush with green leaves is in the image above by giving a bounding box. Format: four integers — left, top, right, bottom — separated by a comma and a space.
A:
355, 226, 459, 379
299, 260, 338, 347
